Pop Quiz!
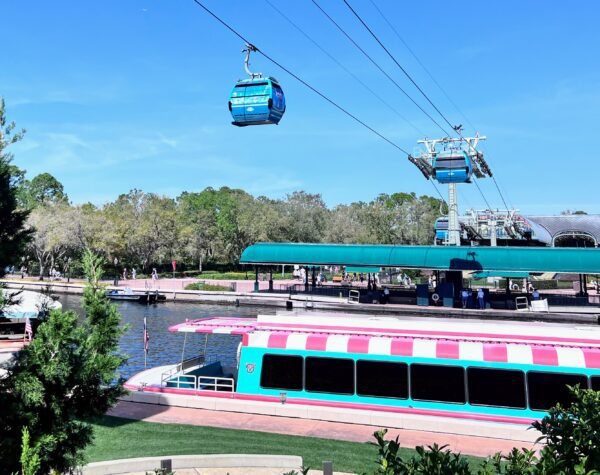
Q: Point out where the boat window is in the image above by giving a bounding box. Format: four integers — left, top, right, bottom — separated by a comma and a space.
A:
527, 371, 588, 411
235, 82, 269, 88
411, 364, 466, 404
591, 376, 600, 391
435, 157, 467, 168
467, 367, 526, 409
260, 354, 303, 391
357, 360, 408, 399
305, 357, 354, 395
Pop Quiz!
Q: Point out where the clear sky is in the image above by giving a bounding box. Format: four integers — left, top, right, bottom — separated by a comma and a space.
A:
3, 0, 599, 214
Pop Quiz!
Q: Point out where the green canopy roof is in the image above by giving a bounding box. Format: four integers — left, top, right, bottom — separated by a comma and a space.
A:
345, 266, 381, 274
240, 243, 600, 274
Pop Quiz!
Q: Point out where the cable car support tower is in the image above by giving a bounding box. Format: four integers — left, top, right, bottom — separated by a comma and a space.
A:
409, 132, 491, 246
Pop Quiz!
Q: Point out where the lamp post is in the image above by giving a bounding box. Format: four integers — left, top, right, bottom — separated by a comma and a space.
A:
113, 257, 119, 287
67, 257, 71, 283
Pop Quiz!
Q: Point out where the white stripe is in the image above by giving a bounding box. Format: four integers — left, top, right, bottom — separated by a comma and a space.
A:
556, 347, 586, 368
212, 327, 234, 334
459, 341, 484, 362
326, 335, 350, 353
412, 339, 437, 358
507, 344, 533, 365
368, 337, 392, 356
247, 332, 271, 348
286, 333, 309, 350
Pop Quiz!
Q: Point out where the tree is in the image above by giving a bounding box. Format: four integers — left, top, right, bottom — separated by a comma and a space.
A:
25, 204, 76, 279
0, 98, 31, 276
18, 172, 69, 209
0, 250, 127, 473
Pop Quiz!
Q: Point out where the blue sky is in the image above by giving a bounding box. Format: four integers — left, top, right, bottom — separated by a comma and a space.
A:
3, 0, 599, 214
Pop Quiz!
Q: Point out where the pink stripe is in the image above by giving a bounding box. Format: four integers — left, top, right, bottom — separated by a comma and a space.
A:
391, 338, 413, 356
532, 346, 558, 366
483, 343, 508, 362
436, 340, 459, 359
583, 348, 600, 368
306, 334, 328, 351
267, 333, 289, 349
347, 336, 370, 354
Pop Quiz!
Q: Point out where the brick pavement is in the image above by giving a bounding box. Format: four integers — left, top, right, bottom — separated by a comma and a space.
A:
108, 401, 537, 458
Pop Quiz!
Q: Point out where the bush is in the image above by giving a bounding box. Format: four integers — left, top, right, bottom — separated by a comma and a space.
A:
185, 282, 232, 292
372, 386, 600, 474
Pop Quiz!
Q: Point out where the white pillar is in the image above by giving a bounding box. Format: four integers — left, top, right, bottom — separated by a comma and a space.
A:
447, 183, 460, 246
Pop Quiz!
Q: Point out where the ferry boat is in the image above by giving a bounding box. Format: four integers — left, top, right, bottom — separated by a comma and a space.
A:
125, 312, 600, 425
106, 288, 166, 304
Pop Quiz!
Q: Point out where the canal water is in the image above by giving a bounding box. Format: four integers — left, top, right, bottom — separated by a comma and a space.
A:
58, 294, 276, 380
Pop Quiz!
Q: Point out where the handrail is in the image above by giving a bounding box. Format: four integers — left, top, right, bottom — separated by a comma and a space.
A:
170, 374, 197, 389
181, 354, 205, 371
160, 366, 181, 386
197, 375, 235, 392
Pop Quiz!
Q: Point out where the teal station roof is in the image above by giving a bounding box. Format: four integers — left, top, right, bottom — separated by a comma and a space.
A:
345, 266, 382, 273
240, 243, 600, 274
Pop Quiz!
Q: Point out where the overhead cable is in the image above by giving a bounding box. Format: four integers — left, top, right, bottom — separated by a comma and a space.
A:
367, 0, 477, 133
310, 0, 451, 136
263, 0, 424, 136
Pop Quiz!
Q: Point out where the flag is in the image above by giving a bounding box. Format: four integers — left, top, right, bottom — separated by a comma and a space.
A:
143, 317, 150, 354
24, 317, 33, 342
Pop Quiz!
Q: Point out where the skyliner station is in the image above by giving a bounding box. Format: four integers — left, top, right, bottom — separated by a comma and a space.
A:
240, 243, 600, 319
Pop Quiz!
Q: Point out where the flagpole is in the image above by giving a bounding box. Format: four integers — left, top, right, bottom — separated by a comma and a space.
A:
144, 317, 147, 369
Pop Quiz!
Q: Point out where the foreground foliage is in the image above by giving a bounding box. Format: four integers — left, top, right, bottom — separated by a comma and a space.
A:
0, 250, 127, 473
374, 386, 600, 474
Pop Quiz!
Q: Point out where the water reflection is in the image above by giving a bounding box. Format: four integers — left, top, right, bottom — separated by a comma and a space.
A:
59, 294, 276, 379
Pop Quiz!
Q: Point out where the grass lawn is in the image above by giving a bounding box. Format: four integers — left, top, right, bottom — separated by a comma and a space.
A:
86, 416, 485, 474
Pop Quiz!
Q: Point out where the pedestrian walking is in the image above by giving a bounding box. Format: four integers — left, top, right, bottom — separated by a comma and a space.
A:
122, 267, 127, 280
477, 288, 485, 309
131, 267, 137, 280
151, 268, 158, 286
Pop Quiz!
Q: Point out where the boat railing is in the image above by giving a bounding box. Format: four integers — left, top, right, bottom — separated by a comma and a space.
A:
160, 366, 181, 386
166, 374, 197, 389
197, 375, 235, 392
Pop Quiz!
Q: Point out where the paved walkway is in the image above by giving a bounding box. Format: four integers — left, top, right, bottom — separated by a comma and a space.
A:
108, 401, 537, 458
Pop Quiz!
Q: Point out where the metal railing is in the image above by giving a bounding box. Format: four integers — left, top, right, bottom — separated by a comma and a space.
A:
197, 375, 235, 392
165, 374, 197, 389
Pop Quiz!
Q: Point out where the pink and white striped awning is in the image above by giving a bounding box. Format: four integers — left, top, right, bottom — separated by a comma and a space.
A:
246, 331, 600, 369
169, 318, 257, 335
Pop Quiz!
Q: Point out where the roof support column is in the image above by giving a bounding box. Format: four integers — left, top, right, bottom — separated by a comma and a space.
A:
254, 266, 259, 293
304, 266, 309, 293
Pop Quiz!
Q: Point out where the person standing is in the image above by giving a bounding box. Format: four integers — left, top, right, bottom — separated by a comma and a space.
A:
131, 267, 137, 280
461, 289, 469, 309
477, 288, 485, 309
532, 288, 540, 300
151, 268, 158, 286
122, 268, 127, 281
